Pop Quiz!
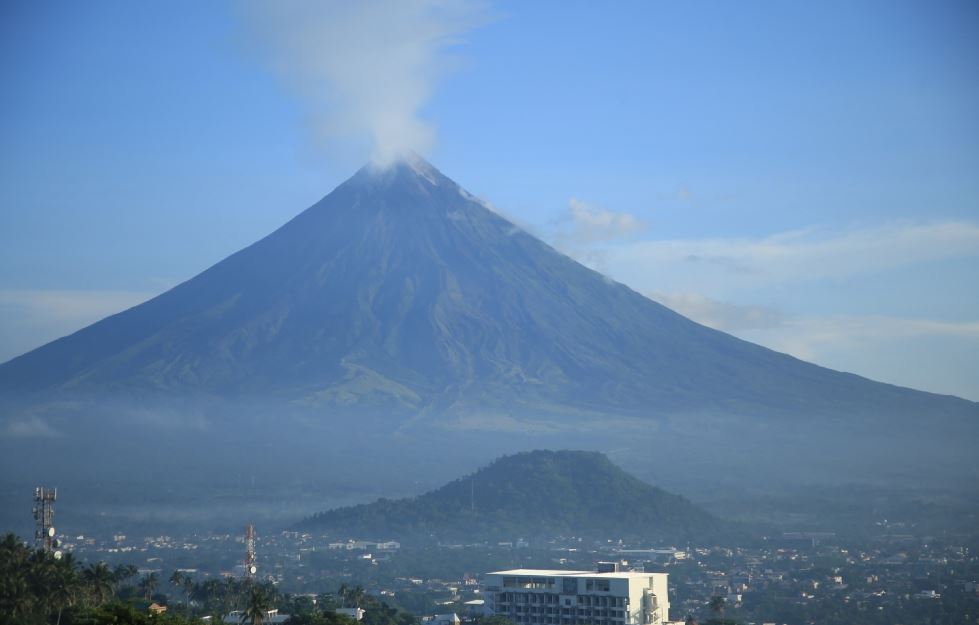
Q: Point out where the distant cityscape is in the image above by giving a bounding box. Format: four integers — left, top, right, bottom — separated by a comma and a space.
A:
23, 511, 977, 625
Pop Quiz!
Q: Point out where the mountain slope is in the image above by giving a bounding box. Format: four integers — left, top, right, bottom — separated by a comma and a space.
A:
298, 450, 723, 541
1, 156, 974, 430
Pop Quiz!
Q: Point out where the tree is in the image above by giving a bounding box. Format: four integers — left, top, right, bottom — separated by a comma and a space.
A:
139, 572, 159, 600
170, 569, 184, 595
347, 585, 366, 608
286, 612, 360, 625
114, 564, 139, 587
709, 596, 726, 621
70, 601, 200, 625
242, 586, 272, 625
183, 575, 195, 616
474, 617, 515, 625
51, 556, 82, 625
315, 592, 338, 611
82, 562, 115, 606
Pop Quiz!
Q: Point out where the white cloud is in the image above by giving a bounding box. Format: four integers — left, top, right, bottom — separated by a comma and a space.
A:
243, 0, 491, 167
742, 313, 979, 400
2, 417, 62, 438
649, 289, 979, 400
0, 289, 156, 323
648, 291, 784, 331
609, 220, 979, 293
551, 198, 646, 272
457, 186, 544, 237
746, 314, 979, 361
0, 289, 158, 363
563, 198, 646, 244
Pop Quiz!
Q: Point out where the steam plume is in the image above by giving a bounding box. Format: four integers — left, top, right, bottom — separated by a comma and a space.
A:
244, 0, 489, 167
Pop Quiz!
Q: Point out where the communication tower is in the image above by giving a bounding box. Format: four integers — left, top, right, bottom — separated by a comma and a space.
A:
244, 523, 257, 578
33, 487, 61, 559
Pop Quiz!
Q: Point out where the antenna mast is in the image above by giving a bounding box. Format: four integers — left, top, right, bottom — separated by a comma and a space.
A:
244, 523, 257, 579
33, 487, 61, 558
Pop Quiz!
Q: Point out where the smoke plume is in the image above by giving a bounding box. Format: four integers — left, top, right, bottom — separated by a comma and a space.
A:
244, 0, 489, 167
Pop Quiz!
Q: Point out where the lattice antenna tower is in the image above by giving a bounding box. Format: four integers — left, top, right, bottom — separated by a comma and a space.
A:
244, 523, 257, 578
33, 487, 61, 558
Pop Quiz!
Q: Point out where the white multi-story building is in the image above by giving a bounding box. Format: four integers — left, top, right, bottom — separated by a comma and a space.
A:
481, 569, 670, 625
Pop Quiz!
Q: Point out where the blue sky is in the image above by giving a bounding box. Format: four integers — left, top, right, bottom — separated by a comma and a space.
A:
1, 1, 978, 399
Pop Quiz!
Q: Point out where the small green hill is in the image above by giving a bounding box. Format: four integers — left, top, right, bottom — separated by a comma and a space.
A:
298, 450, 722, 542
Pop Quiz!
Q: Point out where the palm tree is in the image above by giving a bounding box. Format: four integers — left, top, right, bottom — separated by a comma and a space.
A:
183, 575, 195, 616
113, 563, 139, 598
170, 569, 184, 585
27, 548, 55, 610
228, 577, 246, 611
170, 570, 184, 602
2, 540, 34, 624
348, 585, 366, 608
241, 586, 272, 625
708, 596, 725, 621
195, 578, 226, 613
83, 562, 115, 605
139, 572, 159, 600
3, 574, 34, 623
316, 592, 337, 611
337, 583, 350, 608
51, 559, 82, 625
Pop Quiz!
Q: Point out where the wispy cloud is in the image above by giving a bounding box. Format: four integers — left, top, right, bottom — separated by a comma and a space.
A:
748, 314, 979, 361
609, 220, 979, 293
552, 198, 646, 271
743, 313, 979, 400
0, 289, 158, 362
650, 288, 979, 400
648, 291, 784, 332
0, 289, 156, 323
624, 222, 979, 401
562, 198, 646, 244
243, 0, 491, 167
654, 289, 979, 347
2, 417, 62, 438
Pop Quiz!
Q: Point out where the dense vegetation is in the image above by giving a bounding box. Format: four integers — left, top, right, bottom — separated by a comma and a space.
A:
0, 532, 184, 625
300, 450, 724, 542
0, 533, 415, 625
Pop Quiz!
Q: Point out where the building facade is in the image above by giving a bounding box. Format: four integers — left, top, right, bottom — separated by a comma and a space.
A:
481, 569, 670, 625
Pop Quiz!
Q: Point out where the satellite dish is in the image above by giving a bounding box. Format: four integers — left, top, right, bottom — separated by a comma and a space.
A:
48, 527, 56, 537
54, 550, 63, 560
249, 565, 257, 575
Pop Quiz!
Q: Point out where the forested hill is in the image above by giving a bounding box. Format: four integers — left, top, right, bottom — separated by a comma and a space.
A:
298, 450, 723, 542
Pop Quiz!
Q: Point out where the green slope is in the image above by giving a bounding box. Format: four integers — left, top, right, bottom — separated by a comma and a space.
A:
298, 450, 723, 542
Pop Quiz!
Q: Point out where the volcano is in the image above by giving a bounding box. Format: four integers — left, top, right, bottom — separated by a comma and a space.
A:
1, 156, 976, 487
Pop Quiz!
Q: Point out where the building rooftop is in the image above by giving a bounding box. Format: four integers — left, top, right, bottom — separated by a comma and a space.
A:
487, 569, 663, 579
